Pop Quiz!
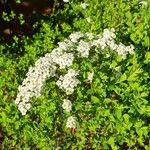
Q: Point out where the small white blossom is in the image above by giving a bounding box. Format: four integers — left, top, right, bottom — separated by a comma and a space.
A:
62, 99, 72, 112
77, 40, 91, 57
139, 1, 148, 6
18, 103, 27, 116
56, 69, 80, 95
25, 103, 31, 110
106, 39, 117, 50
88, 72, 94, 83
81, 3, 89, 9
69, 32, 84, 43
66, 116, 76, 128
85, 32, 94, 40
103, 28, 116, 40
126, 44, 134, 54
66, 88, 74, 95
58, 41, 69, 50
63, 0, 69, 2
86, 17, 91, 23
116, 43, 128, 57
96, 37, 107, 49
50, 47, 74, 69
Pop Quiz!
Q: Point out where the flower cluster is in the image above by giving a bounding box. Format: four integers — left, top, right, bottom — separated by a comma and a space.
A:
50, 48, 74, 69
77, 40, 91, 58
66, 116, 76, 129
62, 99, 72, 112
92, 29, 134, 57
56, 69, 80, 95
116, 43, 134, 56
15, 54, 56, 115
69, 32, 84, 43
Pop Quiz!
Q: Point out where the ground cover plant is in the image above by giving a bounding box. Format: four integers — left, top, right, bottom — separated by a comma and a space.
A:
0, 0, 150, 149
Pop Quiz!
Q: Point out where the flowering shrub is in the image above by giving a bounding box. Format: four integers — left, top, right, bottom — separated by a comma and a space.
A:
0, 0, 150, 149
15, 29, 134, 115
12, 29, 150, 149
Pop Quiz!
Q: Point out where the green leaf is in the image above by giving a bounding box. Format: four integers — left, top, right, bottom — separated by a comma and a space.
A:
110, 60, 117, 68
91, 96, 100, 104
143, 36, 150, 47
108, 137, 115, 145
137, 126, 148, 136
115, 108, 122, 119
117, 73, 127, 83
128, 68, 142, 81
77, 88, 83, 98
123, 114, 129, 123
144, 52, 150, 63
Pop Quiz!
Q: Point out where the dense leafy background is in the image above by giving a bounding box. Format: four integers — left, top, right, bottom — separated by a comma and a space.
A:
0, 0, 150, 149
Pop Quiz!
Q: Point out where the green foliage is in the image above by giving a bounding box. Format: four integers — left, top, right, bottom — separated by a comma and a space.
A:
61, 0, 150, 48
2, 11, 16, 22
0, 0, 150, 149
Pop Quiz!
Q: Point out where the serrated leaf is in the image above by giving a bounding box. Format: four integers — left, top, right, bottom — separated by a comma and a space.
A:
117, 74, 127, 83
128, 68, 142, 81
137, 126, 148, 136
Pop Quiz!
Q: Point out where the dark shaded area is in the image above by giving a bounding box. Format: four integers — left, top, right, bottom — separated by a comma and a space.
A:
0, 128, 4, 143
0, 0, 54, 42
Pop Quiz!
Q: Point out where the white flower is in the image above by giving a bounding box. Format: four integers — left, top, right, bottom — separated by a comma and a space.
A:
63, 0, 69, 2
77, 40, 91, 57
106, 39, 117, 50
86, 33, 94, 40
69, 32, 84, 43
91, 29, 134, 56
116, 43, 128, 56
18, 103, 27, 116
96, 38, 107, 49
58, 41, 69, 50
86, 17, 91, 23
56, 69, 80, 95
81, 3, 89, 9
20, 108, 27, 116
50, 47, 74, 69
126, 44, 134, 54
103, 28, 116, 39
62, 99, 72, 112
88, 72, 94, 83
15, 53, 56, 115
15, 97, 20, 105
66, 116, 76, 128
25, 103, 31, 110
139, 1, 148, 6
66, 88, 74, 95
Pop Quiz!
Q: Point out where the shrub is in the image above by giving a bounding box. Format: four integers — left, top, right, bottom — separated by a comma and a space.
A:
11, 29, 149, 149
0, 0, 150, 149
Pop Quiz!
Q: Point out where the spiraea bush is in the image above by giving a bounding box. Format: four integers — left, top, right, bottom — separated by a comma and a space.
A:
0, 0, 150, 149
